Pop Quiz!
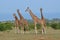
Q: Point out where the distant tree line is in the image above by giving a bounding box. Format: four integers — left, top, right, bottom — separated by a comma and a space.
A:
46, 18, 60, 29
0, 18, 60, 31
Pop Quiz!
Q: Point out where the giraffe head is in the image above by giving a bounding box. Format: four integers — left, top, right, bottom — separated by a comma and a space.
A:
17, 9, 20, 13
40, 8, 42, 12
13, 13, 18, 20
13, 13, 16, 18
25, 7, 30, 12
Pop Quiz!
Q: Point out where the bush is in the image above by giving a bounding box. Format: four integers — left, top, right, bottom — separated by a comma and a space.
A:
0, 22, 13, 31
29, 24, 34, 30
36, 24, 41, 29
50, 23, 57, 29
28, 23, 41, 30
50, 23, 60, 29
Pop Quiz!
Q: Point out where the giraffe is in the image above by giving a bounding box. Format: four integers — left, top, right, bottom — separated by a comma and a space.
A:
13, 13, 20, 33
17, 9, 29, 32
25, 7, 42, 34
40, 8, 46, 34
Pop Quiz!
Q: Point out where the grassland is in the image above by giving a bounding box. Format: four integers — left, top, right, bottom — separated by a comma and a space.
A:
0, 27, 60, 40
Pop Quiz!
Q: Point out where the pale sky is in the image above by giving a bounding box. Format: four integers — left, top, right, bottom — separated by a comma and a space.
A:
0, 0, 60, 21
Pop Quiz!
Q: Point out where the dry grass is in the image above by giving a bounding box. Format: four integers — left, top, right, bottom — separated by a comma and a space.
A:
0, 27, 60, 40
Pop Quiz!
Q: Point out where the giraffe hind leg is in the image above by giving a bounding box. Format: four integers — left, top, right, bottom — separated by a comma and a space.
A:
41, 25, 44, 34
17, 27, 20, 33
44, 27, 46, 34
35, 23, 37, 34
35, 26, 37, 34
42, 27, 46, 34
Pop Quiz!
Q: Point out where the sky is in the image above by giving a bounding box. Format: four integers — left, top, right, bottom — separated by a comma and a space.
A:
0, 0, 60, 21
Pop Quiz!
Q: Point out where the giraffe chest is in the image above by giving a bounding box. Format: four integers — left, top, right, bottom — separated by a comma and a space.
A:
34, 18, 40, 22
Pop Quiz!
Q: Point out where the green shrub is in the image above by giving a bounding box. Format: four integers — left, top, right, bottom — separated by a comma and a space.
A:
36, 24, 41, 29
0, 22, 13, 31
29, 24, 34, 30
50, 23, 60, 29
28, 23, 41, 30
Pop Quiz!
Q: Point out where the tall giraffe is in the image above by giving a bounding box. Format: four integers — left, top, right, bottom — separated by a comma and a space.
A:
25, 7, 42, 34
13, 13, 20, 33
40, 8, 46, 34
17, 9, 29, 32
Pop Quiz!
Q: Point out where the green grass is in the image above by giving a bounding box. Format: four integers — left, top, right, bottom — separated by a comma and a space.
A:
0, 27, 60, 40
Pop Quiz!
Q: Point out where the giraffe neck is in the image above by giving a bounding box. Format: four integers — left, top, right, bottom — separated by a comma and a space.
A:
17, 12, 24, 20
40, 9, 44, 19
15, 16, 18, 20
28, 10, 36, 19
40, 10, 44, 19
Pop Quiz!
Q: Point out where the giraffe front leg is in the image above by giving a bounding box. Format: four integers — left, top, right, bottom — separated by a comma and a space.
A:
15, 27, 20, 34
35, 23, 37, 34
15, 27, 17, 33
15, 22, 20, 34
17, 27, 20, 33
41, 24, 44, 34
42, 26, 46, 34
44, 27, 46, 34
20, 24, 24, 34
42, 28, 44, 35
